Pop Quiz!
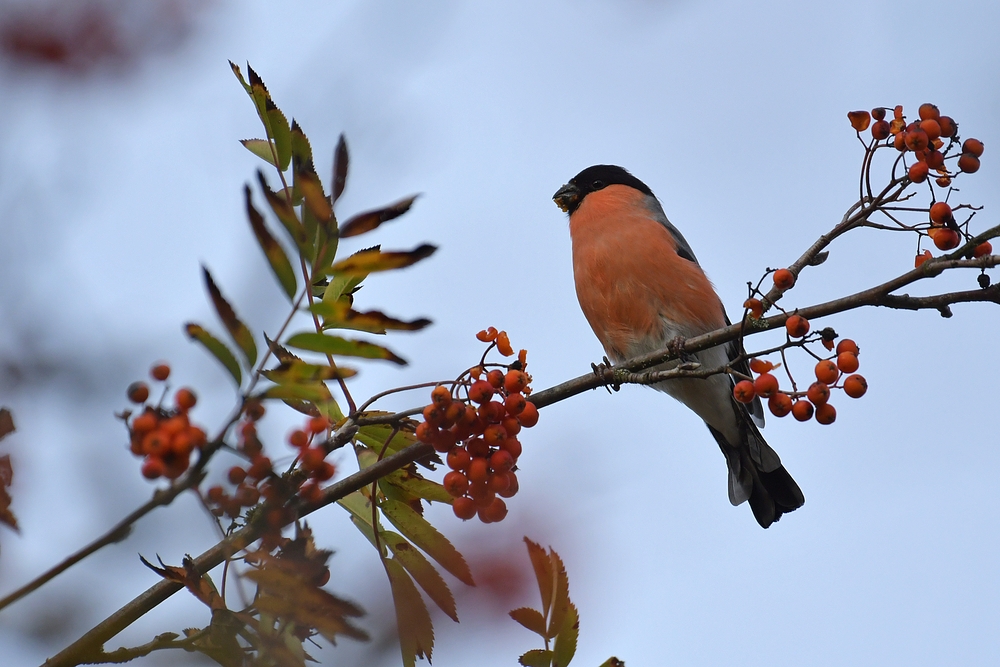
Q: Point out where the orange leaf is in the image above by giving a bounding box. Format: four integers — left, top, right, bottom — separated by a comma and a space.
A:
847, 110, 871, 132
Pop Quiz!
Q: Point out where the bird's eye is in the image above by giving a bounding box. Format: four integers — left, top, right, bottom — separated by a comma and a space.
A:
591, 180, 605, 190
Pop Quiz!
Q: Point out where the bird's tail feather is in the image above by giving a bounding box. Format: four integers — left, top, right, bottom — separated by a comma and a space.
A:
708, 417, 804, 529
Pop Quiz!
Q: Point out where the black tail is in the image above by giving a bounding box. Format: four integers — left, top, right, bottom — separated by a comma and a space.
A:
708, 418, 804, 529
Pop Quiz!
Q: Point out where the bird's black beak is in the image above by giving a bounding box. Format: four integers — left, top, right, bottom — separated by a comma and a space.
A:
552, 182, 580, 213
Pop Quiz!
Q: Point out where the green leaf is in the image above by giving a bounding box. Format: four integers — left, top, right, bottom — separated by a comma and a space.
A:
327, 245, 436, 275
310, 301, 431, 334
245, 185, 298, 300
202, 267, 257, 368
323, 272, 366, 305
261, 360, 357, 383
524, 538, 555, 621
289, 119, 313, 166
332, 134, 348, 203
185, 324, 242, 386
286, 332, 407, 365
509, 607, 547, 637
383, 468, 452, 504
339, 195, 419, 238
247, 65, 273, 134
240, 139, 277, 167
384, 558, 434, 667
383, 531, 458, 622
380, 499, 474, 586
257, 171, 309, 255
355, 424, 419, 456
547, 549, 571, 640
552, 601, 579, 667
519, 649, 554, 667
267, 104, 292, 171
338, 490, 374, 528
229, 60, 251, 93
262, 382, 333, 403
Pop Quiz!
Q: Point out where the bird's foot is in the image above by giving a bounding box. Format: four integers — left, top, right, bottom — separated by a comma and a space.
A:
591, 356, 621, 393
667, 336, 697, 364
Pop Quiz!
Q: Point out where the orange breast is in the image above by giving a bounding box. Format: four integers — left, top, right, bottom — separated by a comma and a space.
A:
569, 185, 725, 359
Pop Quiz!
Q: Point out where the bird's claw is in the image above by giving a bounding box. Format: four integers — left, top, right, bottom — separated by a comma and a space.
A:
668, 336, 697, 364
591, 356, 621, 393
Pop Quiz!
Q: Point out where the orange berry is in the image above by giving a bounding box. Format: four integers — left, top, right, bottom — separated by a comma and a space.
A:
468, 457, 489, 485
918, 103, 939, 121
127, 382, 150, 404
415, 421, 435, 443
478, 401, 505, 424
466, 437, 490, 458
131, 410, 159, 436
733, 380, 756, 404
908, 162, 929, 183
141, 456, 165, 479
904, 127, 929, 152
937, 116, 957, 137
918, 118, 941, 140
175, 388, 197, 411
468, 380, 495, 404
227, 466, 246, 485
500, 436, 522, 460
430, 385, 452, 407
785, 314, 810, 338
423, 404, 446, 427
308, 416, 331, 434
443, 471, 470, 497
498, 471, 519, 498
486, 369, 505, 389
496, 331, 514, 356
814, 403, 837, 425
871, 120, 891, 141
488, 472, 510, 494
973, 241, 993, 258
791, 400, 814, 422
483, 424, 507, 447
501, 416, 521, 438
749, 358, 774, 374
931, 228, 960, 251
962, 138, 984, 158
843, 374, 868, 399
160, 415, 188, 437
453, 496, 477, 520
504, 393, 526, 416
504, 370, 529, 394
893, 131, 907, 151
490, 449, 515, 473
814, 360, 839, 384
837, 352, 860, 373
247, 456, 272, 480
807, 382, 830, 406
929, 201, 953, 224
743, 298, 764, 319
447, 447, 471, 471
187, 426, 207, 449
768, 393, 792, 418
289, 429, 309, 449
518, 401, 539, 427
479, 497, 508, 523
753, 373, 779, 398
773, 268, 795, 290
925, 150, 945, 170
835, 339, 859, 355
871, 107, 886, 121
915, 249, 933, 267
958, 154, 980, 173
150, 363, 171, 381
206, 485, 225, 503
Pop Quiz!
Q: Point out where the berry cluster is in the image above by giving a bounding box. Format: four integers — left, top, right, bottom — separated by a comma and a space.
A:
416, 329, 538, 524
733, 328, 867, 425
126, 363, 207, 480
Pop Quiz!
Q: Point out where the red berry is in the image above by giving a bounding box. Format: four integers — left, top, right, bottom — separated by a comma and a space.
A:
447, 447, 472, 471
479, 497, 508, 523
500, 436, 522, 460
733, 380, 756, 404
504, 370, 529, 394
468, 457, 489, 485
141, 456, 165, 480
958, 154, 980, 174
498, 471, 519, 498
973, 241, 993, 258
227, 466, 247, 485
908, 162, 928, 183
430, 385, 452, 407
175, 388, 197, 411
127, 382, 150, 404
843, 374, 868, 399
918, 103, 940, 121
814, 403, 837, 425
150, 363, 171, 381
930, 228, 960, 251
791, 400, 814, 422
837, 352, 860, 374
753, 373, 779, 398
289, 429, 309, 449
307, 416, 331, 434
468, 380, 495, 405
962, 138, 985, 158
490, 449, 515, 473
504, 393, 527, 416
836, 339, 859, 355
807, 382, 830, 406
929, 201, 953, 225
814, 360, 839, 384
487, 369, 505, 389
517, 401, 539, 427
773, 268, 795, 290
785, 314, 810, 338
871, 120, 891, 140
453, 496, 477, 520
768, 393, 792, 418
443, 471, 470, 497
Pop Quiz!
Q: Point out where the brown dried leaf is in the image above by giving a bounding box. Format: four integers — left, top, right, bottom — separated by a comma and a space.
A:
847, 110, 871, 132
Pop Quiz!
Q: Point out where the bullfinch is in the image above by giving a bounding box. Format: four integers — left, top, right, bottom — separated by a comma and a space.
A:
553, 164, 804, 528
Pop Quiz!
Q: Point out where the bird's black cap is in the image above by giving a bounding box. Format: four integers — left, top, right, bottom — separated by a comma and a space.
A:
553, 164, 655, 214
